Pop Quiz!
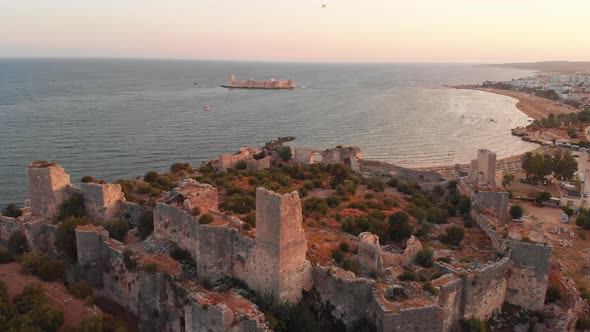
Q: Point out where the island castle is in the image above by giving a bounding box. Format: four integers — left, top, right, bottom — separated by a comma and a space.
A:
0, 145, 581, 331
221, 75, 296, 89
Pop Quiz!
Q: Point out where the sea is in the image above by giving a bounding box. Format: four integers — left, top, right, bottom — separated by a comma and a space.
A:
0, 59, 537, 206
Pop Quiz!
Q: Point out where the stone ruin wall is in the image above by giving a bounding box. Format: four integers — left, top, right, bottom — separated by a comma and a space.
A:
153, 187, 311, 303
73, 224, 268, 332
246, 156, 271, 171
120, 201, 143, 228
462, 256, 510, 321
471, 212, 507, 253
375, 305, 444, 332
437, 276, 465, 332
154, 203, 199, 258
80, 182, 125, 223
472, 191, 509, 225
27, 164, 72, 218
505, 240, 552, 311
0, 217, 58, 256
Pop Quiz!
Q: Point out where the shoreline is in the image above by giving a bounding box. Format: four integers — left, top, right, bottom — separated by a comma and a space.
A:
460, 87, 575, 120
405, 86, 563, 174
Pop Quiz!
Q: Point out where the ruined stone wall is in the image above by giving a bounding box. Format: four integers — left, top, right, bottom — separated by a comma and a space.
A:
359, 160, 442, 183
472, 191, 509, 224
437, 276, 464, 332
27, 164, 71, 218
472, 212, 507, 252
245, 188, 311, 303
120, 201, 143, 228
80, 182, 125, 223
0, 218, 57, 256
462, 256, 510, 321
217, 148, 259, 172
375, 304, 444, 332
153, 203, 199, 257
246, 156, 271, 171
357, 232, 383, 275
293, 148, 316, 164
196, 224, 236, 280
505, 241, 552, 311
311, 266, 377, 329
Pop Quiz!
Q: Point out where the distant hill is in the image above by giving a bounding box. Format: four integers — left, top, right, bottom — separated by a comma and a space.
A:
486, 61, 590, 73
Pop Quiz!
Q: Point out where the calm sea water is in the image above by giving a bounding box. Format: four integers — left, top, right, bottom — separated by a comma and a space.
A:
0, 59, 536, 206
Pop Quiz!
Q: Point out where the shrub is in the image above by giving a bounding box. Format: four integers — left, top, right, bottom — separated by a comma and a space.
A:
339, 242, 350, 252
8, 231, 28, 254
55, 192, 86, 222
123, 249, 137, 270
0, 246, 14, 263
416, 248, 434, 267
277, 146, 292, 161
509, 205, 524, 219
463, 215, 474, 228
423, 282, 438, 295
21, 251, 65, 281
441, 226, 465, 246
398, 271, 417, 281
243, 213, 256, 227
55, 216, 89, 262
11, 283, 65, 331
2, 203, 23, 218
80, 176, 95, 183
303, 198, 329, 216
68, 314, 127, 332
366, 177, 384, 192
67, 282, 93, 300
426, 206, 449, 224
383, 197, 398, 208
103, 219, 130, 242
387, 177, 399, 188
191, 207, 201, 216
170, 246, 191, 262
545, 284, 563, 303
577, 215, 590, 230
577, 317, 590, 330
223, 195, 256, 214
326, 195, 343, 208
463, 318, 486, 332
389, 212, 413, 242
138, 210, 154, 240
341, 259, 359, 274
170, 162, 191, 173
38, 259, 65, 281
312, 179, 323, 188
142, 262, 158, 273
457, 195, 471, 215
144, 171, 158, 183
331, 249, 345, 264
199, 214, 214, 225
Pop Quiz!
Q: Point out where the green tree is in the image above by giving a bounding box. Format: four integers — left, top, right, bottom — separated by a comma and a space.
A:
277, 146, 292, 161
443, 226, 465, 246
388, 212, 413, 242
457, 195, 471, 215
103, 219, 130, 242
509, 205, 524, 219
521, 152, 533, 179
2, 203, 22, 218
535, 191, 552, 205
554, 152, 578, 180
55, 216, 89, 262
416, 248, 434, 267
55, 192, 86, 222
426, 206, 449, 224
502, 174, 515, 188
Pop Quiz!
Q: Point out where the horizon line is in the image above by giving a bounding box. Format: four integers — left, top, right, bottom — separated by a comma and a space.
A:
0, 55, 582, 66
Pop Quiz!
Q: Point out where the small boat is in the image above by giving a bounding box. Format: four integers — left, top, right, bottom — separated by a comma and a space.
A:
203, 106, 211, 112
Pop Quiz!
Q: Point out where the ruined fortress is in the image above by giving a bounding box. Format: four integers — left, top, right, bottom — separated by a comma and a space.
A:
0, 146, 564, 331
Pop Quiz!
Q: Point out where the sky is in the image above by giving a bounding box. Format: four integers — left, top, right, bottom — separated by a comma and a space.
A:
1, 0, 589, 63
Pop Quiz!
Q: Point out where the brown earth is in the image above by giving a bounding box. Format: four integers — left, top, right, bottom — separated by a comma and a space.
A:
0, 262, 101, 331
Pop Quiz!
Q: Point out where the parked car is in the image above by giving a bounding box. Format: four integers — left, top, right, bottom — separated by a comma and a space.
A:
512, 217, 524, 223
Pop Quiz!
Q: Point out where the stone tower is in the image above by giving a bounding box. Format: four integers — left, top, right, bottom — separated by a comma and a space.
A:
80, 182, 125, 223
247, 188, 311, 303
470, 149, 497, 187
27, 161, 71, 218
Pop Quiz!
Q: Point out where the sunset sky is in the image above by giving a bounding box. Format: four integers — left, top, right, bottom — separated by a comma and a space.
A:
1, 0, 589, 63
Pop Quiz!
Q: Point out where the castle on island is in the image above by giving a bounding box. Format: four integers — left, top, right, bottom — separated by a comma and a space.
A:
221, 75, 296, 89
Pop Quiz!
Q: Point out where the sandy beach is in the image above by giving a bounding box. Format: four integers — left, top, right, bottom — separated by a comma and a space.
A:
473, 88, 575, 120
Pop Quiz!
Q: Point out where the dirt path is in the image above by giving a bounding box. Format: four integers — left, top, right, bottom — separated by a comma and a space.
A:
0, 262, 101, 331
